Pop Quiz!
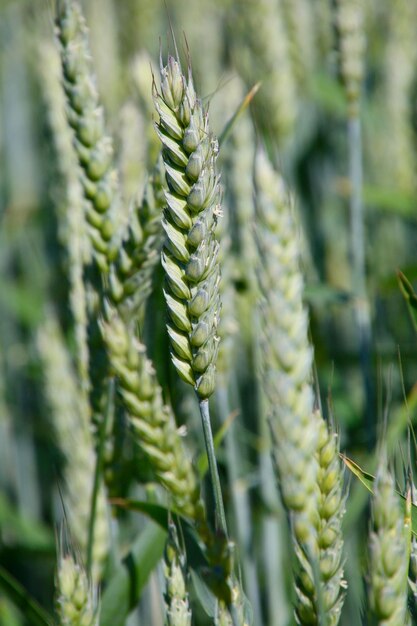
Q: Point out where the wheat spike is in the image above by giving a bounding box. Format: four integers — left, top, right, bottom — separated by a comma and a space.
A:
56, 546, 99, 626
108, 160, 165, 321
56, 0, 118, 271
369, 461, 408, 625
255, 151, 346, 624
38, 41, 90, 405
153, 54, 221, 400
100, 303, 202, 519
163, 522, 192, 626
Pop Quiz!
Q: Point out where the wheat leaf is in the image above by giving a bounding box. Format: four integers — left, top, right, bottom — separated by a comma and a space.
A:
398, 270, 417, 333
0, 566, 53, 626
342, 454, 417, 535
100, 523, 167, 626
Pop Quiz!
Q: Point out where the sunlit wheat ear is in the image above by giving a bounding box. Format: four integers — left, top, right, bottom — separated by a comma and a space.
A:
153, 54, 221, 400
163, 522, 192, 626
108, 160, 165, 322
56, 0, 118, 271
37, 316, 109, 582
56, 542, 99, 626
100, 303, 202, 520
368, 460, 408, 625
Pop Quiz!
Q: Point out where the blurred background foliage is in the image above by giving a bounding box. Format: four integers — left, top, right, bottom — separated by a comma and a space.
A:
1, 0, 417, 624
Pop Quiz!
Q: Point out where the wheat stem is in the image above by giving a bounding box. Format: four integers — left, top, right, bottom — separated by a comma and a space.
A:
347, 115, 373, 446
199, 397, 228, 535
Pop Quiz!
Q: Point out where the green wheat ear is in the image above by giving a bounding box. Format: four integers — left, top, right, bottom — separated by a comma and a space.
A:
163, 521, 192, 626
154, 54, 221, 400
56, 0, 118, 271
56, 542, 99, 626
369, 460, 408, 625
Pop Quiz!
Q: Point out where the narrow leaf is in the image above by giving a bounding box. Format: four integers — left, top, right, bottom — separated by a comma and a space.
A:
110, 498, 170, 529
0, 492, 54, 553
340, 454, 374, 493
398, 270, 417, 333
190, 568, 216, 618
0, 566, 52, 626
218, 82, 261, 147
342, 454, 417, 536
100, 523, 167, 626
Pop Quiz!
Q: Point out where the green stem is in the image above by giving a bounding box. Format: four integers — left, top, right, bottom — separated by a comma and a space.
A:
348, 114, 373, 447
198, 397, 228, 536
86, 377, 114, 577
217, 385, 263, 626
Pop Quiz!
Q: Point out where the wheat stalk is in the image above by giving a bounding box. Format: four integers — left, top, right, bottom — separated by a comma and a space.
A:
100, 303, 239, 613
315, 411, 346, 625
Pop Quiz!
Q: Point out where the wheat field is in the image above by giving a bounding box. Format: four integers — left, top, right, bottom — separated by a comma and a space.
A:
1, 1, 417, 625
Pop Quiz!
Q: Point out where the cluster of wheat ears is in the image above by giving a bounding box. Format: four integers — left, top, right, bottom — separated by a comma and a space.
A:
2, 0, 417, 625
